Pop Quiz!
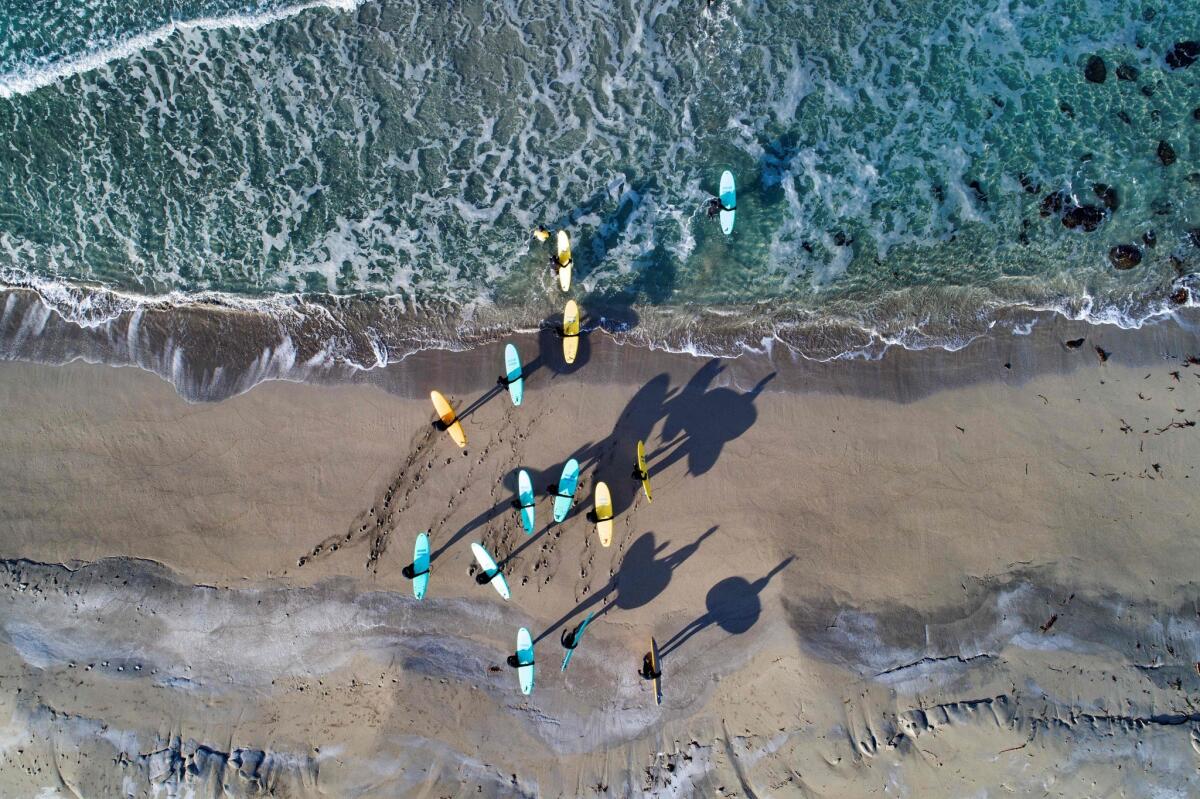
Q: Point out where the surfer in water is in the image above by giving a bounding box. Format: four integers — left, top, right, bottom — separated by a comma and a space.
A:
705, 196, 735, 220
638, 653, 661, 680
550, 252, 572, 277
533, 227, 551, 242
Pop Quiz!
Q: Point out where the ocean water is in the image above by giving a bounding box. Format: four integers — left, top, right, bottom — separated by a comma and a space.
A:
0, 0, 1198, 375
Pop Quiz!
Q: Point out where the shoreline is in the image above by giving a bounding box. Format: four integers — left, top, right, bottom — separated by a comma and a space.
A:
2, 281, 1200, 405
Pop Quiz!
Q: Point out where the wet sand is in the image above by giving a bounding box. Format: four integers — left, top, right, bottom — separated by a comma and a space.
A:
2, 314, 1200, 796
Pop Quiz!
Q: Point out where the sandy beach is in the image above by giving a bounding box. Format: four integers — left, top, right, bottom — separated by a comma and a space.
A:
2, 313, 1199, 796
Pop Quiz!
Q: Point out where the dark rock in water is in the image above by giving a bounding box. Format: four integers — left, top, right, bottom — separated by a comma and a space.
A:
1108, 244, 1142, 269
1140, 85, 1154, 98
1152, 198, 1173, 216
1065, 338, 1086, 349
1150, 109, 1161, 123
1018, 173, 1039, 194
931, 183, 945, 202
1194, 107, 1200, 121
1166, 41, 1200, 70
1062, 204, 1105, 232
1059, 101, 1074, 118
1171, 255, 1186, 275
1079, 152, 1093, 162
1143, 230, 1157, 249
1187, 173, 1200, 185
832, 231, 853, 247
1116, 63, 1139, 81
1142, 7, 1156, 20
1157, 140, 1176, 166
1092, 183, 1119, 210
1116, 110, 1132, 125
801, 241, 814, 253
1040, 190, 1068, 217
1084, 55, 1107, 83
967, 179, 988, 205
1172, 287, 1190, 305
1190, 229, 1200, 248
991, 96, 1004, 108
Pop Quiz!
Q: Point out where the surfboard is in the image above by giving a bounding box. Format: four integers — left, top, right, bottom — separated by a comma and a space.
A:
504, 343, 523, 406
470, 542, 510, 600
636, 440, 653, 502
594, 481, 613, 547
517, 469, 535, 534
517, 627, 535, 695
556, 230, 572, 292
560, 611, 595, 672
562, 300, 580, 365
412, 532, 430, 600
430, 390, 467, 448
552, 459, 580, 523
719, 170, 736, 235
650, 637, 663, 705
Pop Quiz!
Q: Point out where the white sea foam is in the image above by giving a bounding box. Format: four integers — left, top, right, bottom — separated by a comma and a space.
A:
0, 0, 363, 100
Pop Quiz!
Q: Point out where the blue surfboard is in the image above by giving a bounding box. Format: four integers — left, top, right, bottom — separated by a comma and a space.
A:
719, 170, 736, 235
412, 532, 430, 600
560, 611, 595, 672
552, 459, 580, 523
504, 343, 523, 406
517, 469, 535, 534
517, 627, 534, 695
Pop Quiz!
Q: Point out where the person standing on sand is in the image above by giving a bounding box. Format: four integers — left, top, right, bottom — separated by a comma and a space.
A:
638, 653, 660, 680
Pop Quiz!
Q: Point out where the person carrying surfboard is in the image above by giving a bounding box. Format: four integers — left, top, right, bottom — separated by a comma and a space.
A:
638, 653, 661, 680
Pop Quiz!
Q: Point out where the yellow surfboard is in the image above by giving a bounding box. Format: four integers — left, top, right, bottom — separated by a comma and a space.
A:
594, 481, 613, 547
562, 300, 580, 364
430, 390, 467, 448
556, 230, 572, 292
636, 440, 652, 502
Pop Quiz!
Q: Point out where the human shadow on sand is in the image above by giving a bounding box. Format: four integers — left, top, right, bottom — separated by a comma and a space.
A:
458, 348, 546, 421
534, 526, 718, 645
658, 557, 793, 659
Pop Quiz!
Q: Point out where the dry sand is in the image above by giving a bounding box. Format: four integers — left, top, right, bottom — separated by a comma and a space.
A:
2, 315, 1200, 797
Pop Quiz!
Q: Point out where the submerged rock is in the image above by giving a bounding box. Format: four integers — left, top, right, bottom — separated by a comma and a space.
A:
1116, 109, 1133, 124
1092, 183, 1119, 211
1108, 244, 1142, 269
1166, 41, 1200, 69
1194, 107, 1200, 121
1190, 229, 1200, 248
1143, 230, 1157, 249
1157, 140, 1177, 166
1040, 190, 1068, 217
1116, 63, 1139, 81
1172, 287, 1190, 305
1018, 173, 1040, 194
1060, 101, 1075, 118
1062, 204, 1105, 232
1085, 55, 1108, 83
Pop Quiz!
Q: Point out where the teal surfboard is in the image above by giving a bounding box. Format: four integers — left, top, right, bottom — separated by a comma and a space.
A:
719, 170, 736, 235
517, 627, 534, 695
412, 531, 430, 600
552, 459, 580, 523
517, 469, 535, 534
560, 611, 595, 672
504, 343, 523, 406
471, 542, 510, 600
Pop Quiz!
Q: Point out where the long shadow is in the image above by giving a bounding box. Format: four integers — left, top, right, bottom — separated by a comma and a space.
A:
651, 360, 777, 477
534, 526, 719, 645
458, 349, 546, 421
496, 521, 553, 569
658, 557, 793, 659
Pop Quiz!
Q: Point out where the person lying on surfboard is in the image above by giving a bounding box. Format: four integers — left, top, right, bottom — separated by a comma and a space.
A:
705, 196, 735, 219
638, 653, 661, 680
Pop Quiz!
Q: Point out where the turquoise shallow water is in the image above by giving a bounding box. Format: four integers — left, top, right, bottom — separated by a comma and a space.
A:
0, 0, 1198, 362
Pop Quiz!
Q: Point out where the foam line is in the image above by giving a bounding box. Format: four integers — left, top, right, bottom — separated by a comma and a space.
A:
0, 0, 362, 100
